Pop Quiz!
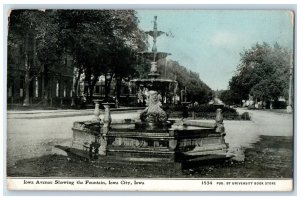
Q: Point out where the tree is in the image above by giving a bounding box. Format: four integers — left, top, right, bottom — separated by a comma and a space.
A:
54, 10, 147, 104
8, 9, 148, 106
219, 90, 241, 105
163, 60, 212, 104
228, 42, 291, 104
8, 10, 49, 106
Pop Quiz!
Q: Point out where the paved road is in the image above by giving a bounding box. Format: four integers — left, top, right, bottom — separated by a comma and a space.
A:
7, 109, 95, 119
6, 108, 293, 167
224, 108, 293, 160
6, 110, 140, 167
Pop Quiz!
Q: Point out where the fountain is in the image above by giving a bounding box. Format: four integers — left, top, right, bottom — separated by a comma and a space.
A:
56, 16, 231, 173
131, 16, 177, 107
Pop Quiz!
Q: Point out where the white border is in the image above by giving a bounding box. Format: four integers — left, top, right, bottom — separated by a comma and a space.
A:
1, 0, 299, 198
6, 178, 293, 191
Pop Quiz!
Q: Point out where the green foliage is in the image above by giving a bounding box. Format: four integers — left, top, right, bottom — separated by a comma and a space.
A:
134, 61, 151, 79
8, 10, 48, 72
163, 60, 212, 104
8, 9, 148, 104
164, 104, 241, 120
9, 9, 147, 75
228, 42, 291, 103
192, 104, 236, 113
54, 10, 147, 74
219, 90, 241, 105
165, 104, 236, 113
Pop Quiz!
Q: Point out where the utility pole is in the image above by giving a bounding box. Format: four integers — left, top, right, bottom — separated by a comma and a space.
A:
286, 53, 293, 113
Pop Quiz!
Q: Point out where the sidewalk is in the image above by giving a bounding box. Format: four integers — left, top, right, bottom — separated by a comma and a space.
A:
7, 109, 94, 114
236, 107, 292, 115
7, 107, 144, 119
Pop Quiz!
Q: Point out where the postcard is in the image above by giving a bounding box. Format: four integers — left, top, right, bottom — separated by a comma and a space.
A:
6, 8, 294, 191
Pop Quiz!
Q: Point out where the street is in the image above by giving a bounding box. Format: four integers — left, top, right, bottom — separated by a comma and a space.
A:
6, 110, 140, 167
227, 108, 293, 145
6, 108, 293, 170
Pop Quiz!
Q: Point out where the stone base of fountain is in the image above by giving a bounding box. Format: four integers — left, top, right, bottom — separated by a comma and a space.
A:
56, 108, 231, 172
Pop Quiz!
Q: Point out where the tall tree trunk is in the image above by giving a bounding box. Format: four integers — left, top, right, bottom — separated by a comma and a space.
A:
71, 67, 82, 106
23, 54, 30, 106
116, 76, 122, 99
42, 64, 48, 105
104, 73, 113, 102
23, 74, 30, 106
84, 71, 91, 103
89, 74, 99, 103
41, 71, 45, 105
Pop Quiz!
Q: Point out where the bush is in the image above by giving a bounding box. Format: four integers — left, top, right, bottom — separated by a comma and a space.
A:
191, 104, 237, 113
163, 104, 242, 120
164, 104, 236, 113
272, 101, 287, 109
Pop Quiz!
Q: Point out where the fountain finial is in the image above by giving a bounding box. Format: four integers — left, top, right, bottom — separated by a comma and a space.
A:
145, 16, 165, 62
152, 16, 158, 55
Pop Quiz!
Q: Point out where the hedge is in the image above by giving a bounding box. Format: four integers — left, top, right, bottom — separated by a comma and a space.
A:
164, 104, 249, 120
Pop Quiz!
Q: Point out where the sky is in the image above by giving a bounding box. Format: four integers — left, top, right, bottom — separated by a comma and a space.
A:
136, 10, 294, 90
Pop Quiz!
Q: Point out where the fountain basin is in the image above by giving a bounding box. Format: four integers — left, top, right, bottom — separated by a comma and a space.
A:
56, 118, 231, 171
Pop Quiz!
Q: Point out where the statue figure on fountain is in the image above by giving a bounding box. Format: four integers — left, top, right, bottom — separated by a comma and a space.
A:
150, 62, 158, 73
140, 90, 167, 123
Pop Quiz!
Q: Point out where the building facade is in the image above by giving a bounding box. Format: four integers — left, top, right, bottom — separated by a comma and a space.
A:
7, 38, 74, 107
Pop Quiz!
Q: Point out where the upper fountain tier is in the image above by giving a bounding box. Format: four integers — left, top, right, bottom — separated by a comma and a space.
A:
132, 15, 176, 91
142, 15, 171, 64
138, 52, 171, 62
